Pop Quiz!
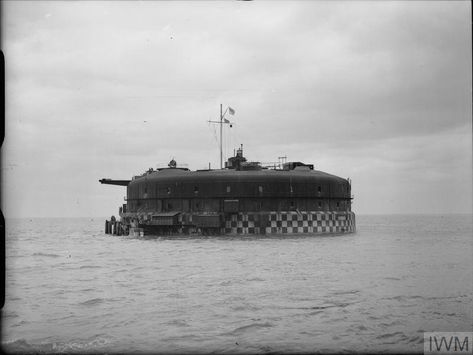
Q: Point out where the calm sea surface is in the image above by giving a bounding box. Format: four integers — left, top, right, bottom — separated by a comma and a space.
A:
2, 214, 472, 353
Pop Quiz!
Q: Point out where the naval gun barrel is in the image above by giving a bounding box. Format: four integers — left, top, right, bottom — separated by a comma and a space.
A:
99, 178, 131, 186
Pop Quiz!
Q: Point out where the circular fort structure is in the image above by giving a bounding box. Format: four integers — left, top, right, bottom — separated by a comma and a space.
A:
101, 147, 355, 236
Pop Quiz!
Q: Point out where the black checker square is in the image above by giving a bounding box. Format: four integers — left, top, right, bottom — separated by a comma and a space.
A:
282, 227, 287, 233
282, 214, 287, 221
297, 221, 303, 227
243, 221, 249, 228
292, 214, 298, 221
237, 227, 243, 234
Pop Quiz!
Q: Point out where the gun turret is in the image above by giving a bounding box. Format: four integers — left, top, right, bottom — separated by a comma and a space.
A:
99, 178, 130, 186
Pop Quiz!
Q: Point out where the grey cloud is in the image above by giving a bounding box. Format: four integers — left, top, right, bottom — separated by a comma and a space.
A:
2, 1, 471, 217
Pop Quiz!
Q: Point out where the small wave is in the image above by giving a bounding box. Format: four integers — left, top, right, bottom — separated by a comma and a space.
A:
387, 295, 425, 302
2, 339, 33, 352
304, 306, 331, 310
376, 331, 405, 339
308, 310, 324, 316
3, 334, 113, 353
55, 313, 77, 321
408, 335, 424, 344
256, 344, 275, 353
219, 280, 234, 286
8, 296, 22, 301
162, 334, 204, 343
11, 320, 28, 328
331, 290, 360, 296
130, 291, 145, 296
284, 302, 353, 311
54, 335, 112, 352
230, 322, 274, 335
164, 319, 190, 327
32, 252, 61, 258
231, 305, 262, 312
79, 265, 102, 269
78, 298, 106, 306
52, 289, 65, 296
79, 288, 96, 292
246, 277, 265, 282
2, 310, 19, 319
379, 320, 402, 327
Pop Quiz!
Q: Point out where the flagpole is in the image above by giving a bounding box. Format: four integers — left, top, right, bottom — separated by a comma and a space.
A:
220, 103, 223, 169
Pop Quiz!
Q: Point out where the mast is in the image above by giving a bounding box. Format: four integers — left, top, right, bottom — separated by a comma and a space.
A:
208, 104, 234, 169
220, 104, 223, 169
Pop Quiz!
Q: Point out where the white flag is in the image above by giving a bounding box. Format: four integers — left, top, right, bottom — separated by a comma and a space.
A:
228, 107, 235, 115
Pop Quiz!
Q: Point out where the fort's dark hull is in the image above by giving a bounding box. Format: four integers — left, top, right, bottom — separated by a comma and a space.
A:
103, 164, 356, 237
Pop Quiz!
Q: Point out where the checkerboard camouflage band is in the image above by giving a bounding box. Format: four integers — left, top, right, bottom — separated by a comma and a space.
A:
224, 211, 355, 234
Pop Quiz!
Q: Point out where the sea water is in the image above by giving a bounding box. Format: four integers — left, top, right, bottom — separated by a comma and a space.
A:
2, 214, 472, 353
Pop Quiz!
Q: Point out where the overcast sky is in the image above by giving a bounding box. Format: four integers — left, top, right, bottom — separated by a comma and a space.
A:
2, 1, 471, 218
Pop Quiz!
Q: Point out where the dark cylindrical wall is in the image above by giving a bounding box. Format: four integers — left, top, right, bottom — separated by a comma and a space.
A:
125, 169, 352, 214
